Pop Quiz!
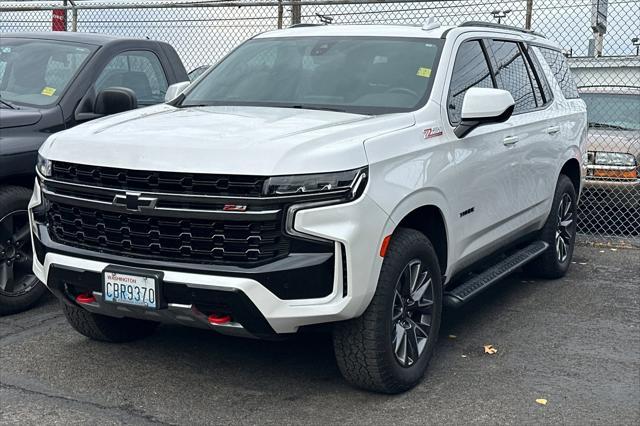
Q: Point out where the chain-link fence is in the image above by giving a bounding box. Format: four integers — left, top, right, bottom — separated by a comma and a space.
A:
1, 0, 639, 246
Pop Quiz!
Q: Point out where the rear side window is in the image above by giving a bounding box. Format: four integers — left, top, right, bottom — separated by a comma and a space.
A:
447, 40, 495, 124
487, 40, 537, 114
537, 47, 579, 99
524, 45, 553, 106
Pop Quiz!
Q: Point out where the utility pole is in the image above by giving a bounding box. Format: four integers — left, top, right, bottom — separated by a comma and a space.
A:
291, 0, 301, 26
525, 0, 533, 29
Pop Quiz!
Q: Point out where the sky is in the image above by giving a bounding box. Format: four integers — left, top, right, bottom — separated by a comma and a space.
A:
1, 0, 638, 69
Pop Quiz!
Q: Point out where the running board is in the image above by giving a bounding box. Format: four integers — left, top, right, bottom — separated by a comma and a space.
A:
444, 241, 549, 308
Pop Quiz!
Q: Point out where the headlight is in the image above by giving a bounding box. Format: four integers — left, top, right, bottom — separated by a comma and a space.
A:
594, 152, 637, 167
263, 167, 368, 199
36, 154, 52, 177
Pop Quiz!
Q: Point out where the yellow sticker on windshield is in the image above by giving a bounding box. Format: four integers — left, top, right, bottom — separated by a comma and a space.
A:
41, 87, 56, 96
416, 67, 432, 78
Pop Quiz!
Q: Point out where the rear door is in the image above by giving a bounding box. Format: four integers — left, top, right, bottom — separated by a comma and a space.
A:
485, 39, 558, 221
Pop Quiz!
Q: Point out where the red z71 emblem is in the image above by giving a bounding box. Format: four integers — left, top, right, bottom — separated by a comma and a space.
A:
423, 127, 443, 139
223, 204, 247, 212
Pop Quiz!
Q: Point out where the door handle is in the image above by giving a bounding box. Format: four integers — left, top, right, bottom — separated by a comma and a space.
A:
546, 126, 561, 135
503, 136, 519, 146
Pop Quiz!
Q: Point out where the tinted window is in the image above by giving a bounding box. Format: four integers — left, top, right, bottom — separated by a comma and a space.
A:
96, 51, 168, 105
538, 47, 579, 99
181, 37, 443, 115
522, 50, 544, 106
489, 40, 537, 114
447, 40, 494, 124
525, 45, 553, 105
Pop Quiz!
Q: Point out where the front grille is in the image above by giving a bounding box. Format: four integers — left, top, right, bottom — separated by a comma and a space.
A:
46, 201, 289, 265
51, 161, 267, 197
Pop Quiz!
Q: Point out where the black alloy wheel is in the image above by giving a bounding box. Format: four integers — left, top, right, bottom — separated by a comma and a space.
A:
555, 193, 574, 263
0, 186, 47, 315
0, 210, 38, 298
391, 259, 435, 367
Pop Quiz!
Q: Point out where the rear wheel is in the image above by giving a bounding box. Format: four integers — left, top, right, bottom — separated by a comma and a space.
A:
525, 174, 577, 279
0, 186, 46, 316
333, 228, 442, 394
61, 302, 159, 342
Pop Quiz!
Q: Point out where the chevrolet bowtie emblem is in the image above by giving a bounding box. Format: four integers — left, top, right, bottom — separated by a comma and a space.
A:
112, 192, 158, 211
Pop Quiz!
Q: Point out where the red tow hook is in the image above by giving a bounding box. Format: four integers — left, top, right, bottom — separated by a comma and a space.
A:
75, 293, 96, 304
207, 313, 232, 325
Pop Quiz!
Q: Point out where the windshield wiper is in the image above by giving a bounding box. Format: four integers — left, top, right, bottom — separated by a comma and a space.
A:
286, 104, 349, 113
588, 122, 632, 131
176, 102, 351, 113
0, 98, 16, 109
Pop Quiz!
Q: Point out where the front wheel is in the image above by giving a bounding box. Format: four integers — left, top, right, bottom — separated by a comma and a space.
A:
333, 228, 442, 394
525, 174, 578, 279
0, 185, 46, 316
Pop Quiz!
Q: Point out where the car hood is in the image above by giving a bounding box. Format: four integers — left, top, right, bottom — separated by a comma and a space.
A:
40, 104, 414, 175
587, 128, 640, 158
0, 108, 42, 129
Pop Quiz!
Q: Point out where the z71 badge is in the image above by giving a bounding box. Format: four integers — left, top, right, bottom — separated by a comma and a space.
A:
423, 127, 443, 139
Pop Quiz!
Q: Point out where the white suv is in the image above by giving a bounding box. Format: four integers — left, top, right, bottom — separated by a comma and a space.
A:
30, 21, 587, 393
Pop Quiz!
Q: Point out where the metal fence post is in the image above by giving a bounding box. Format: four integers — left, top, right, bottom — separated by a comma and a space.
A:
525, 0, 533, 29
277, 0, 283, 29
291, 0, 301, 25
62, 0, 68, 31
69, 0, 77, 31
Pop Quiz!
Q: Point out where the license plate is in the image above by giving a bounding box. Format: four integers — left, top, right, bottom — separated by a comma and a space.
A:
103, 269, 159, 309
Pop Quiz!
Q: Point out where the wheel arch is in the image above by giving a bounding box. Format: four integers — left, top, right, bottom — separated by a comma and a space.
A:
394, 205, 449, 276
560, 158, 581, 195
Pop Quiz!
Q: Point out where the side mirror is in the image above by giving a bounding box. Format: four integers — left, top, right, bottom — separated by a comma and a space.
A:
94, 87, 137, 116
165, 81, 190, 102
74, 87, 137, 122
454, 88, 515, 138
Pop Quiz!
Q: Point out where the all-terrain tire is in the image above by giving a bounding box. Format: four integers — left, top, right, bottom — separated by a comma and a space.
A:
61, 302, 159, 342
0, 185, 47, 316
333, 228, 442, 394
525, 174, 578, 279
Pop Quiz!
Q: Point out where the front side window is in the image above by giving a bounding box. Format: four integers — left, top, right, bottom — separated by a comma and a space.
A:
538, 47, 580, 99
0, 38, 94, 107
488, 40, 537, 114
447, 40, 495, 124
96, 51, 168, 105
180, 37, 443, 115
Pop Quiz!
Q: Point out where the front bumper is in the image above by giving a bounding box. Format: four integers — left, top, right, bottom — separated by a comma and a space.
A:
583, 178, 640, 210
29, 179, 392, 336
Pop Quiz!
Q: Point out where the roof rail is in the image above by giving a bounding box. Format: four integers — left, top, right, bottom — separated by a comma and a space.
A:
289, 23, 323, 28
459, 21, 546, 38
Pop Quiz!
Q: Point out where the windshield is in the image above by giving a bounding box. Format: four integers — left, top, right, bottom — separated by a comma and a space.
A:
0, 38, 95, 108
181, 36, 443, 115
581, 91, 640, 131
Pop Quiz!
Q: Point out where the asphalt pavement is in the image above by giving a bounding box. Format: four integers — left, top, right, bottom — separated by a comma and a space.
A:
1, 244, 639, 425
